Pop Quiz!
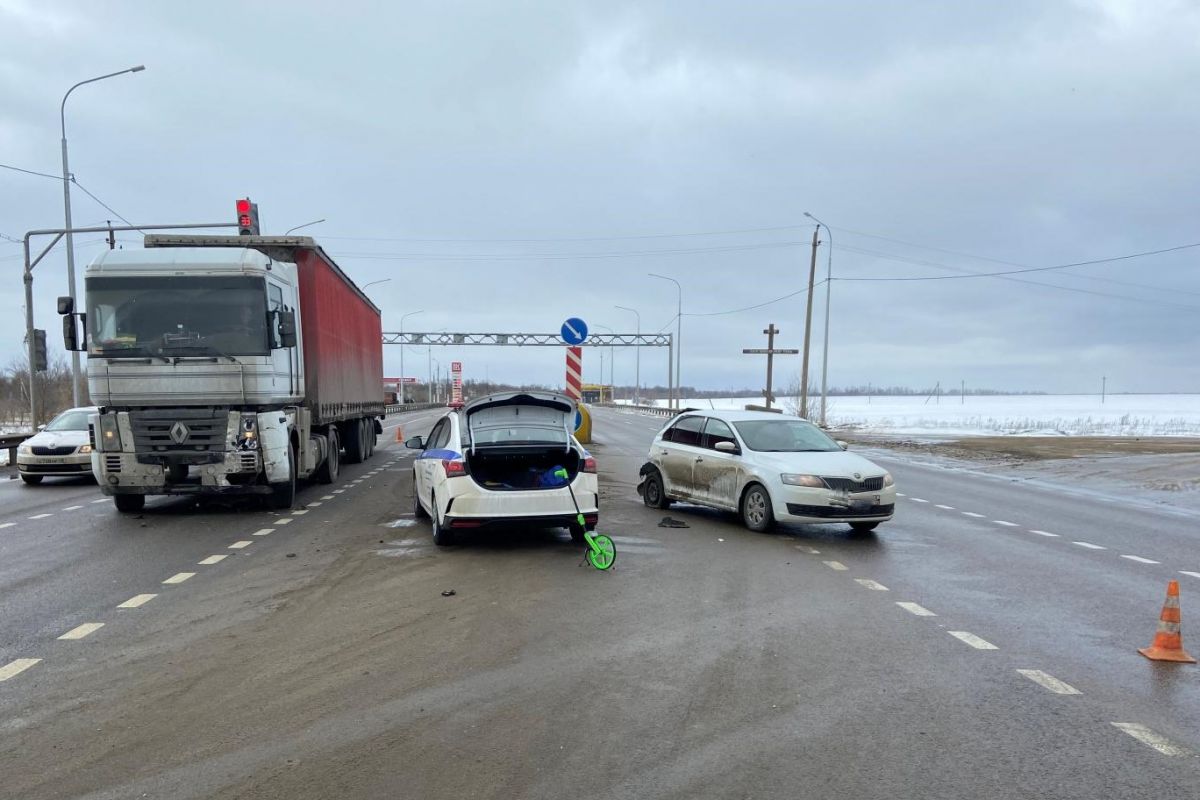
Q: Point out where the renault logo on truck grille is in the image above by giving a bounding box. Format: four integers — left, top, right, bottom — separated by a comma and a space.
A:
169, 422, 190, 444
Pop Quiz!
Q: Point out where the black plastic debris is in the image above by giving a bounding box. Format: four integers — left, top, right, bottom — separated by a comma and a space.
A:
658, 516, 690, 528
441, 589, 456, 597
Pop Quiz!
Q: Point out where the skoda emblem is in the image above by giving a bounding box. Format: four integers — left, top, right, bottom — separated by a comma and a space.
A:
169, 422, 190, 444
853, 472, 861, 480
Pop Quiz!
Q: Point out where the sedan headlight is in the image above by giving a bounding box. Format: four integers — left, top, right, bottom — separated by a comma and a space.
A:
882, 472, 894, 487
17, 443, 32, 455
98, 414, 122, 451
781, 473, 825, 488
78, 444, 93, 455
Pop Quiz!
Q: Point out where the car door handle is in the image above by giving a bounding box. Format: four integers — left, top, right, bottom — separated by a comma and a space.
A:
694, 456, 703, 462
660, 449, 669, 455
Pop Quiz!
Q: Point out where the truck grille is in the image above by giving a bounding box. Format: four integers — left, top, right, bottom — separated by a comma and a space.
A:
129, 409, 229, 453
821, 476, 885, 493
105, 455, 122, 473
32, 446, 77, 456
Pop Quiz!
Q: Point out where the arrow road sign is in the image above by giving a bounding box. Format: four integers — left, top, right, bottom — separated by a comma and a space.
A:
561, 318, 588, 345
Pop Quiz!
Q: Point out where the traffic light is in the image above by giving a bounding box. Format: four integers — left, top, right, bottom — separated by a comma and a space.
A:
236, 197, 260, 236
32, 328, 47, 372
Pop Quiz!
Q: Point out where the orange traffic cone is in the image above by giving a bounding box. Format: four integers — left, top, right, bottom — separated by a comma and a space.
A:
1139, 580, 1197, 663
394, 427, 404, 444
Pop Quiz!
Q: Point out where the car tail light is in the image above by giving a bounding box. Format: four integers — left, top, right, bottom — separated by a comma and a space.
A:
582, 456, 597, 474
442, 459, 467, 477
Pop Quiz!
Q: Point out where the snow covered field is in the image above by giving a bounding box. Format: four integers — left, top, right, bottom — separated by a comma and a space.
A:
620, 395, 1200, 437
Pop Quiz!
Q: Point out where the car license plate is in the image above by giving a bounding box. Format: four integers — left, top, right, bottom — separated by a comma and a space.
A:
41, 457, 67, 464
850, 497, 874, 512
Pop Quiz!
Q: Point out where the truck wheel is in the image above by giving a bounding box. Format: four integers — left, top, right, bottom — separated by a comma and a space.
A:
20, 474, 43, 486
315, 428, 340, 484
364, 422, 375, 459
343, 419, 365, 464
269, 443, 297, 510
642, 470, 671, 509
114, 494, 145, 513
430, 493, 455, 546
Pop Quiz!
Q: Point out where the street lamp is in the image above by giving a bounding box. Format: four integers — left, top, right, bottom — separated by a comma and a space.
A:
61, 64, 146, 404
615, 304, 641, 405
649, 273, 682, 409
285, 218, 325, 235
361, 278, 391, 290
804, 211, 833, 427
399, 309, 424, 404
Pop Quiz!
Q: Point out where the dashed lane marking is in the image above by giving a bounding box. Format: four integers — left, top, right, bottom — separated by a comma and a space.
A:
795, 545, 820, 554
252, 528, 274, 536
897, 602, 936, 617
993, 520, 1019, 527
823, 560, 848, 571
910, 498, 928, 504
291, 509, 309, 516
896, 493, 906, 497
117, 594, 157, 609
58, 623, 105, 640
1111, 723, 1191, 757
62, 505, 83, 511
273, 518, 293, 526
91, 498, 108, 504
1073, 541, 1106, 550
1121, 555, 1160, 564
162, 572, 195, 584
855, 579, 889, 591
0, 522, 15, 530
28, 513, 52, 520
1029, 530, 1059, 537
320, 495, 335, 500
934, 504, 955, 510
333, 490, 345, 494
228, 540, 253, 549
1017, 669, 1081, 695
0, 658, 41, 682
198, 555, 228, 565
948, 631, 999, 650
307, 502, 323, 507
962, 512, 985, 518
1181, 571, 1200, 580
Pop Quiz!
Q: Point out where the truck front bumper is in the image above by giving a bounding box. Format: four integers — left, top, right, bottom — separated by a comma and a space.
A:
96, 450, 270, 496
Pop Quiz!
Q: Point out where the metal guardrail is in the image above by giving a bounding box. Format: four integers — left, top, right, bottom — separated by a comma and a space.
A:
601, 404, 686, 418
1, 432, 33, 468
384, 402, 443, 415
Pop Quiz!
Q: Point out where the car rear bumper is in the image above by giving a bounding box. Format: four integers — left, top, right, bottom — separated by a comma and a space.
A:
443, 512, 599, 531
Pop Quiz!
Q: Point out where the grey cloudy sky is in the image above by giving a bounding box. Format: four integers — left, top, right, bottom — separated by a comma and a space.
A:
3, 0, 1198, 395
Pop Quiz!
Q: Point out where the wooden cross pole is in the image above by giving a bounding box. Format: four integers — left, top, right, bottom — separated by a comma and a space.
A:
742, 323, 800, 411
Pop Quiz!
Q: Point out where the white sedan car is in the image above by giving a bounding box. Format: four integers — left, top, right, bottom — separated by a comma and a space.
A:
407, 391, 599, 546
638, 409, 895, 533
16, 406, 100, 485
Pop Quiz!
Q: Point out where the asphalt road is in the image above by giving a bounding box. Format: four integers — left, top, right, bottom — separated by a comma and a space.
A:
1, 405, 1198, 799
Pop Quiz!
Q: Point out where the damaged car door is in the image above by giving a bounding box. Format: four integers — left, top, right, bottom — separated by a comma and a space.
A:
691, 417, 743, 510
656, 415, 706, 500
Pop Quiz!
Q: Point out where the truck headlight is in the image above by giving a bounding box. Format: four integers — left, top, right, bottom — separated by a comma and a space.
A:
238, 415, 259, 450
882, 472, 894, 487
18, 443, 32, 455
98, 414, 122, 451
781, 473, 824, 488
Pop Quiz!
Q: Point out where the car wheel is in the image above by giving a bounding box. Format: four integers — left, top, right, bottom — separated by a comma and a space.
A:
20, 474, 43, 485
642, 470, 671, 509
850, 521, 879, 534
430, 493, 455, 546
740, 484, 775, 532
113, 494, 145, 513
315, 428, 340, 485
413, 472, 429, 519
268, 442, 297, 510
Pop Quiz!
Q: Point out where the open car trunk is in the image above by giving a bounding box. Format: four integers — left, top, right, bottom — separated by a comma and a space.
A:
463, 391, 579, 491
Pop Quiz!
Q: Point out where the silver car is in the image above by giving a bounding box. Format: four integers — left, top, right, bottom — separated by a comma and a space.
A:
16, 406, 99, 485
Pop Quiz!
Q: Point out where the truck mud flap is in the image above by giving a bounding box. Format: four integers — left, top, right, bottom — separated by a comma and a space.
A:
258, 412, 291, 483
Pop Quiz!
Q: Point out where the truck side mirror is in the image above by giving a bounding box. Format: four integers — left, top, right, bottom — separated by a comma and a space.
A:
62, 313, 86, 352
276, 310, 297, 349
57, 296, 74, 315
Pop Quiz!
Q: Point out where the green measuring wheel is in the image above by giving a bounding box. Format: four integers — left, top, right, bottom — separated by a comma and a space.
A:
584, 531, 616, 571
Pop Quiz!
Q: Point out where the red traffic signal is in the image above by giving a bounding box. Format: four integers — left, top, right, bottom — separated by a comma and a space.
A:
236, 197, 260, 235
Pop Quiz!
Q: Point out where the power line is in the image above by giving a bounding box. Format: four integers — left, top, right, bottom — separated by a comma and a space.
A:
0, 162, 62, 181
334, 239, 808, 262
70, 177, 139, 230
321, 224, 804, 245
686, 280, 829, 317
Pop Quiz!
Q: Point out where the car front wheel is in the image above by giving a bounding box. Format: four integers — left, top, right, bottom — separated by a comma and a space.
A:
850, 521, 879, 534
741, 484, 775, 532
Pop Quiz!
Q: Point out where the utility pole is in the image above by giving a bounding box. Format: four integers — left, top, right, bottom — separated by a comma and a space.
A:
742, 323, 799, 411
799, 225, 820, 419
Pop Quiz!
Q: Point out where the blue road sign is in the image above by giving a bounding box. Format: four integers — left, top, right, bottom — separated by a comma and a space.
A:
561, 317, 588, 345
574, 409, 583, 431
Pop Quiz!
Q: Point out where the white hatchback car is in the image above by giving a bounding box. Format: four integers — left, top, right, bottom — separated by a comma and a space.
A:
638, 409, 895, 533
17, 406, 100, 485
407, 391, 599, 546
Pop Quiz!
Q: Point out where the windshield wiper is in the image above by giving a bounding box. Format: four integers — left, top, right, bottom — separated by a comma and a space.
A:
160, 344, 242, 364
97, 347, 170, 364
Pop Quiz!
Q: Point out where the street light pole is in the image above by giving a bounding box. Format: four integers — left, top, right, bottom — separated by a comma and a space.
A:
649, 274, 682, 409
804, 212, 834, 427
615, 304, 640, 404
60, 65, 145, 406
594, 324, 616, 401
398, 310, 424, 405
285, 218, 325, 235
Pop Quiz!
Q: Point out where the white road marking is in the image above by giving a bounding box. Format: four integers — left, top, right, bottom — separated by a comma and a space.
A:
307, 502, 323, 507
855, 579, 889, 591
333, 489, 345, 494
1029, 529, 1059, 537
353, 479, 364, 484
117, 594, 157, 609
993, 520, 1019, 527
1180, 571, 1200, 580
1121, 555, 1160, 564
198, 555, 228, 565
291, 509, 309, 516
897, 602, 936, 617
896, 493, 906, 497
910, 498, 928, 504
0, 522, 15, 530
1072, 541, 1106, 550
62, 505, 83, 511
948, 631, 998, 650
28, 513, 52, 520
252, 528, 274, 536
1017, 669, 1081, 695
0, 658, 41, 682
962, 512, 985, 518
91, 498, 108, 504
228, 540, 253, 549
58, 622, 105, 640
273, 518, 293, 526
1111, 723, 1190, 757
795, 545, 820, 554
320, 495, 335, 500
823, 560, 848, 571
934, 504, 955, 510
162, 572, 195, 584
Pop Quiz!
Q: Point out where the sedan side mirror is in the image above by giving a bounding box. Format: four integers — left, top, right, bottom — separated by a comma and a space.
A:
714, 441, 739, 454
405, 436, 425, 450
837, 440, 848, 451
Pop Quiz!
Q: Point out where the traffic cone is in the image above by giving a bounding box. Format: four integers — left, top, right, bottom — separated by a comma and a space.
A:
394, 427, 404, 444
1139, 580, 1197, 663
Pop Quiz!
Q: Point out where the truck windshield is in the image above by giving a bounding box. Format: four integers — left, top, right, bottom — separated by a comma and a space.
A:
86, 276, 270, 357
